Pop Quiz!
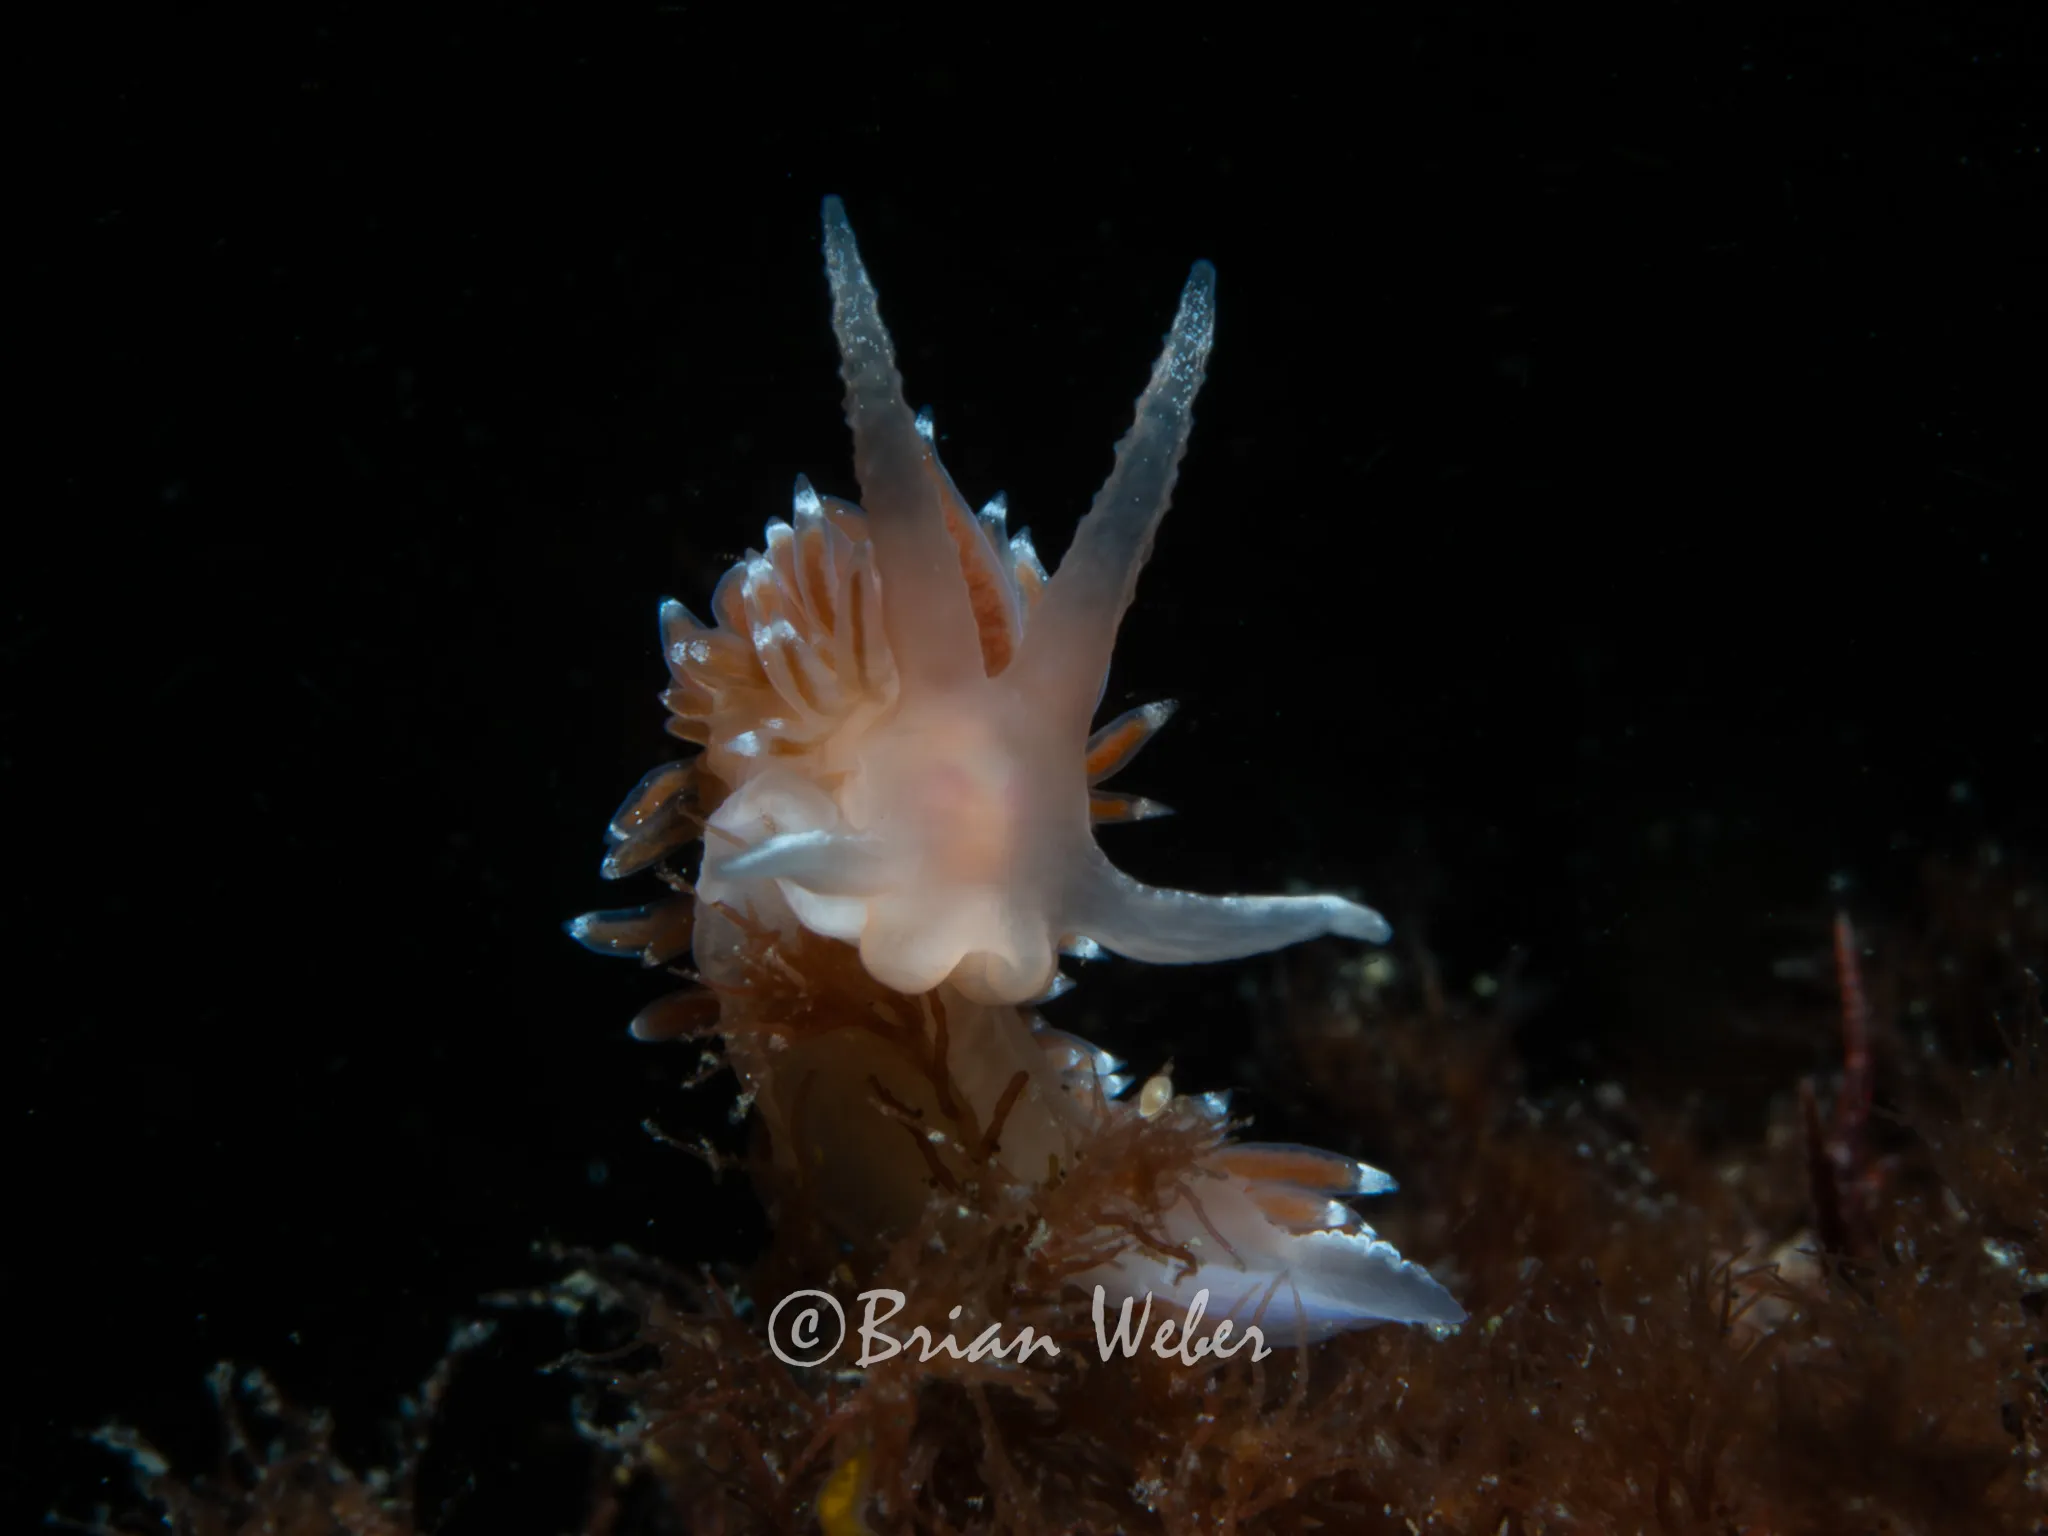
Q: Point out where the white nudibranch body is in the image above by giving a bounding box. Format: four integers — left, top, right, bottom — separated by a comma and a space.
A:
571, 197, 1463, 1341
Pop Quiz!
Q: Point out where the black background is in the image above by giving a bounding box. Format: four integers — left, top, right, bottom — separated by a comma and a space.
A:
11, 7, 2040, 1530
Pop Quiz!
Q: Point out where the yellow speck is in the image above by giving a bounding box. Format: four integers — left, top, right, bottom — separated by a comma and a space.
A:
817, 1446, 874, 1536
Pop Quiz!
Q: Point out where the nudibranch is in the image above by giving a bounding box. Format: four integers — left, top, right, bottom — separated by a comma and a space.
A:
571, 198, 1463, 1339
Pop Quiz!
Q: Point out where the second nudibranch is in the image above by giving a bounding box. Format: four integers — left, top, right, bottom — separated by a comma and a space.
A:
672, 198, 1391, 1005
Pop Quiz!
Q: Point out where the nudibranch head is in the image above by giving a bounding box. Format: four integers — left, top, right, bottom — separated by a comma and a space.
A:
637, 196, 1391, 1004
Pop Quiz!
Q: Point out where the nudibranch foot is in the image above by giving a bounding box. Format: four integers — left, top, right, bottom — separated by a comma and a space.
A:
1083, 1217, 1468, 1344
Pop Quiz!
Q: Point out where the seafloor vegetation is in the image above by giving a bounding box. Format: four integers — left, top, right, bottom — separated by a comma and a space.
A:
78, 849, 2045, 1534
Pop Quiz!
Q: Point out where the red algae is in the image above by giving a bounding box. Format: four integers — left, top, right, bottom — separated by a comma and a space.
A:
83, 855, 2047, 1535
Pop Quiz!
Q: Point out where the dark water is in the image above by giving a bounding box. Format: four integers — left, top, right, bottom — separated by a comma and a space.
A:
12, 8, 2039, 1530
